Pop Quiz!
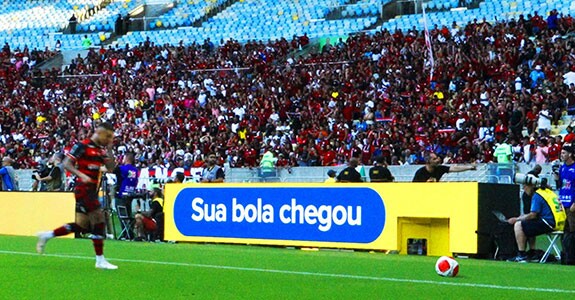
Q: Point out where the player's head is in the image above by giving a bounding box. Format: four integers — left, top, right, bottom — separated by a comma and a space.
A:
93, 122, 114, 147
561, 144, 575, 163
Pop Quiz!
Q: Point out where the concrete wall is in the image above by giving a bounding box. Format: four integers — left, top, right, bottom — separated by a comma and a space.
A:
12, 163, 553, 191
224, 163, 551, 185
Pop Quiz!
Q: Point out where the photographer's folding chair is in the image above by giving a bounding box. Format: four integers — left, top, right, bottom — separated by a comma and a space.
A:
116, 205, 134, 240
540, 231, 563, 263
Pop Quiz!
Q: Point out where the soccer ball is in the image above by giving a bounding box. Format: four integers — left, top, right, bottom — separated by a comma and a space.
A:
435, 256, 459, 277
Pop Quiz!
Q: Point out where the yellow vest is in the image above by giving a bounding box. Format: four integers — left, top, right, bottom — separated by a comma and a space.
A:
536, 188, 566, 231
153, 197, 164, 208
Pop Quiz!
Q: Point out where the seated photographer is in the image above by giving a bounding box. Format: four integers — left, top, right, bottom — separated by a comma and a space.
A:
32, 153, 64, 191
133, 188, 164, 241
507, 174, 566, 262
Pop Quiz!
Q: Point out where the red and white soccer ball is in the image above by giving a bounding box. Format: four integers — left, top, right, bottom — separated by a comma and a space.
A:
435, 256, 459, 277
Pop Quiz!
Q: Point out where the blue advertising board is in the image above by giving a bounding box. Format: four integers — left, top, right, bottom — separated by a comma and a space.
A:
168, 185, 386, 244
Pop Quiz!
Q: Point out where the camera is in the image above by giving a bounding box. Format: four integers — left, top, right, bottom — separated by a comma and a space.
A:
31, 164, 48, 180
513, 173, 547, 188
551, 160, 561, 176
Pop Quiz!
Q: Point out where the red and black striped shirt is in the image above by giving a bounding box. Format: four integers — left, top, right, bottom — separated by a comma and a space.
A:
66, 139, 108, 185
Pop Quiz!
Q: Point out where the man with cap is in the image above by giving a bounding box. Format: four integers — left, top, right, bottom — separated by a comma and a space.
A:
324, 170, 337, 183
369, 156, 394, 182
556, 144, 575, 236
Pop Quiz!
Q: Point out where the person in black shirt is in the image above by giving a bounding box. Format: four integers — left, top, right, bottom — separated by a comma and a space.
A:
33, 153, 65, 191
115, 14, 123, 36
69, 14, 77, 34
336, 158, 363, 182
412, 152, 476, 182
369, 156, 394, 182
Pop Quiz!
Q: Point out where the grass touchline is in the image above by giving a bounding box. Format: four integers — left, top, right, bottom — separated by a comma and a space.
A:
2, 249, 574, 294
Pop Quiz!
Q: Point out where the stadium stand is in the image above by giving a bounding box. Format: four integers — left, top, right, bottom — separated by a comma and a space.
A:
1, 1, 575, 185
147, 0, 230, 29
384, 0, 575, 31
113, 1, 378, 48
77, 0, 142, 33
0, 0, 109, 50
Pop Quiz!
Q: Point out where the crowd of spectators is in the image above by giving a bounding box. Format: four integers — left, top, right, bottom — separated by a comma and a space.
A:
2, 10, 575, 173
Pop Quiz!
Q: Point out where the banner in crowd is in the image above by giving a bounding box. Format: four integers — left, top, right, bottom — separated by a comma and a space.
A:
422, 3, 435, 81
164, 183, 481, 254
109, 166, 206, 191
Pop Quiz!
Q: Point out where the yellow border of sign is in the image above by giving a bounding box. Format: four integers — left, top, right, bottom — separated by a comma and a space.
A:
0, 192, 75, 237
164, 183, 479, 254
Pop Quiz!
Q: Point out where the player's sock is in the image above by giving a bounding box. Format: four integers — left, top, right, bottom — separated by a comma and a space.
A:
53, 223, 85, 237
92, 223, 106, 256
40, 231, 55, 239
93, 239, 104, 256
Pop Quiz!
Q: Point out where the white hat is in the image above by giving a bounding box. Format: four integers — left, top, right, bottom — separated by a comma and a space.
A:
535, 65, 542, 70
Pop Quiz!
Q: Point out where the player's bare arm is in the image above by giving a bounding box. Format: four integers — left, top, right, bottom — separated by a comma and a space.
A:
63, 156, 92, 183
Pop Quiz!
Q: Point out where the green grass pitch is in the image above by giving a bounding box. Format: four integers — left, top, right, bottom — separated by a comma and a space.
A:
1, 235, 574, 299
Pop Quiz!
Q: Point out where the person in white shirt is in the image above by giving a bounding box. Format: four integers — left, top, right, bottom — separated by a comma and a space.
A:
537, 103, 552, 134
233, 105, 246, 120
197, 90, 207, 107
117, 58, 126, 69
514, 76, 522, 92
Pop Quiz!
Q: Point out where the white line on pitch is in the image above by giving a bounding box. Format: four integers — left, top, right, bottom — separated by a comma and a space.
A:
1, 250, 574, 294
